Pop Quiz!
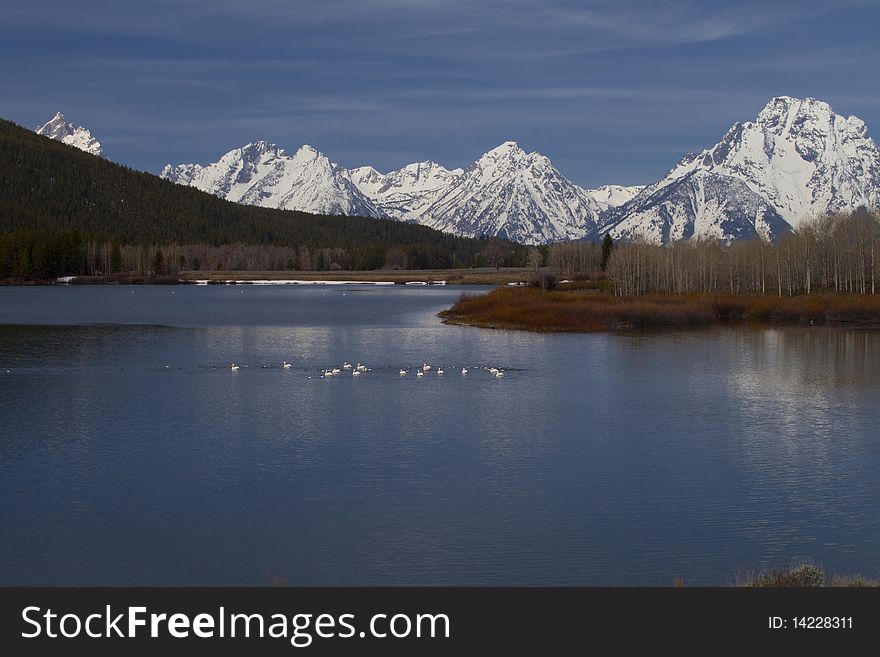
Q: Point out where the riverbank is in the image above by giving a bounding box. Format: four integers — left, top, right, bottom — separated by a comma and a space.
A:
181, 268, 533, 285
0, 274, 186, 286
1, 267, 536, 286
439, 286, 880, 332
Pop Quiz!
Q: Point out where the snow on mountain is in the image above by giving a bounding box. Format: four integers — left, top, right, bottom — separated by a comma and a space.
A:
161, 141, 380, 217
599, 96, 880, 243
409, 141, 603, 244
600, 170, 790, 243
350, 161, 462, 220
164, 139, 603, 243
158, 96, 879, 245
586, 184, 645, 211
353, 144, 602, 243
35, 112, 103, 156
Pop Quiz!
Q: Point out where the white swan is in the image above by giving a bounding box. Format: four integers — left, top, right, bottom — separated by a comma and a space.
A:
416, 370, 424, 377
343, 362, 352, 369
282, 361, 292, 369
352, 370, 361, 377
230, 363, 240, 371
437, 368, 444, 375
461, 367, 468, 374
422, 363, 431, 371
399, 369, 407, 376
495, 370, 504, 378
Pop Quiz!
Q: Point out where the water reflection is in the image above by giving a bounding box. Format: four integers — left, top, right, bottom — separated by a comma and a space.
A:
1, 289, 880, 585
721, 328, 880, 572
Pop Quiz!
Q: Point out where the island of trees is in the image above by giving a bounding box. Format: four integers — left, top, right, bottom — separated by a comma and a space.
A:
443, 211, 880, 331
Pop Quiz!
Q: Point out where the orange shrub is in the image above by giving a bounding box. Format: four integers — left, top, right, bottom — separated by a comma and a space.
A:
440, 288, 880, 332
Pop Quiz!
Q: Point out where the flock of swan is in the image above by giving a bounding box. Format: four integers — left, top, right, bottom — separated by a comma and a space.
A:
225, 360, 506, 378
398, 363, 504, 378
318, 361, 370, 378
3, 363, 507, 378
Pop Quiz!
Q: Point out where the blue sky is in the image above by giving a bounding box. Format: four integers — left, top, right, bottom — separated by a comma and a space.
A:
3, 0, 879, 187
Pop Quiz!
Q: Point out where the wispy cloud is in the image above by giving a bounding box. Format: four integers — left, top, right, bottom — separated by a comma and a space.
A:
3, 0, 878, 186
391, 85, 755, 104
1, 0, 844, 53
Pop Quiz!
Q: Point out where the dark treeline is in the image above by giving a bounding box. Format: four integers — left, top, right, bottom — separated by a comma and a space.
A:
0, 231, 524, 279
544, 212, 879, 297
0, 118, 526, 278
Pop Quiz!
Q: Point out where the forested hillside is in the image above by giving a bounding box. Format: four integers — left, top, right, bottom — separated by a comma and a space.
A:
0, 119, 526, 278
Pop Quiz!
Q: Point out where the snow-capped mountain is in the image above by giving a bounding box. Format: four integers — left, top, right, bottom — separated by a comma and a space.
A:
598, 96, 880, 242
166, 140, 603, 243
408, 142, 603, 244
350, 161, 462, 220
586, 184, 645, 211
598, 170, 791, 243
35, 112, 103, 156
159, 96, 879, 244
161, 141, 380, 217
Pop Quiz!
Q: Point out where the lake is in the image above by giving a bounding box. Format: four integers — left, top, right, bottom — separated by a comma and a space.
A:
1, 285, 879, 585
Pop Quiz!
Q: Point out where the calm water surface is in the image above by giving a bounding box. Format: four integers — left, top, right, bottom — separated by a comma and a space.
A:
1, 285, 879, 585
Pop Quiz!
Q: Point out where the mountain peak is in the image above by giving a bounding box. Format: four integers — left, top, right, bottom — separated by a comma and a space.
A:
294, 144, 324, 160
755, 96, 836, 130
350, 164, 382, 179
240, 140, 279, 157
482, 141, 524, 158
763, 95, 830, 110
600, 95, 880, 242
421, 141, 602, 244
35, 112, 103, 157
162, 140, 378, 217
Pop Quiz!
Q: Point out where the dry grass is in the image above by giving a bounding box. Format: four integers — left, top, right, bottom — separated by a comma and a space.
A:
667, 563, 880, 587
266, 573, 290, 587
440, 287, 880, 332
67, 274, 185, 285
738, 563, 879, 588
180, 267, 536, 285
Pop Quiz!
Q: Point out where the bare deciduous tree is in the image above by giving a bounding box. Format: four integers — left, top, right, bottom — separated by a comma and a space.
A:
603, 212, 879, 297
527, 247, 543, 273
485, 237, 507, 271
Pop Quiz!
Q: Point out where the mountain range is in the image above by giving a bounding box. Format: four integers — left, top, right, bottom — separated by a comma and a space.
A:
161, 139, 629, 244
36, 97, 880, 244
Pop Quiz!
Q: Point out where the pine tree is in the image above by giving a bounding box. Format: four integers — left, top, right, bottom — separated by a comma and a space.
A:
110, 242, 123, 273
601, 233, 615, 271
153, 249, 165, 276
